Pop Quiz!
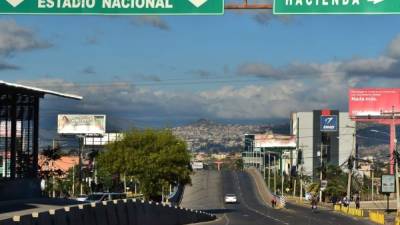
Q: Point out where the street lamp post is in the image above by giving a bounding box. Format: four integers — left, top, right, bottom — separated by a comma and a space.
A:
371, 128, 400, 212
319, 145, 323, 203
268, 152, 271, 188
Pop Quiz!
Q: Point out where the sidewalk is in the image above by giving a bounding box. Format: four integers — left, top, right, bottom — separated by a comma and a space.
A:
285, 196, 397, 224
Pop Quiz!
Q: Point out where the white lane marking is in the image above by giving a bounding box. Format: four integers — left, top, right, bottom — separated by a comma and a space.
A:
232, 172, 289, 225
223, 213, 230, 225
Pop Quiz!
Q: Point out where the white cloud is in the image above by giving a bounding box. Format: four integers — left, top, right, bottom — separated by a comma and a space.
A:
19, 78, 351, 124
0, 20, 51, 56
387, 34, 400, 59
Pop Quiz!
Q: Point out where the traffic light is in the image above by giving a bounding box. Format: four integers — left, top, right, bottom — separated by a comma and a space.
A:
291, 166, 297, 177
347, 156, 354, 170
297, 150, 303, 165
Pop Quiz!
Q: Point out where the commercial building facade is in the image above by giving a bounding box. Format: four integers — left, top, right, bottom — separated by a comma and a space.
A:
291, 110, 355, 179
242, 133, 296, 175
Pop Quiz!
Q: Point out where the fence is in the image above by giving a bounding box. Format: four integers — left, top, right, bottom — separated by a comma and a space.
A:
369, 211, 385, 225
0, 198, 216, 225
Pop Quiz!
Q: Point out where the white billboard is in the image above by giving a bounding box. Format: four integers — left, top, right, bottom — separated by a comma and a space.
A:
58, 114, 106, 135
84, 133, 123, 146
381, 175, 395, 193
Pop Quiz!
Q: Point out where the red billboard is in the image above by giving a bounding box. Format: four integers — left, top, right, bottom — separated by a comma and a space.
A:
349, 88, 400, 117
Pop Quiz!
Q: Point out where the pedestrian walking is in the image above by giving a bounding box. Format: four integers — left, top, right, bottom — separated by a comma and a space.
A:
342, 196, 348, 207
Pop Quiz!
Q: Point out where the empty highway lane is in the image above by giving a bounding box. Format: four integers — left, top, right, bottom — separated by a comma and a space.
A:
182, 170, 373, 225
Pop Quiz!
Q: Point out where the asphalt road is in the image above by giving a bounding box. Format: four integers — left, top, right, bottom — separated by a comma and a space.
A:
182, 170, 373, 225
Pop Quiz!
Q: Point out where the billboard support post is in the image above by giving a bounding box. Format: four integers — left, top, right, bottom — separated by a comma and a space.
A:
395, 137, 399, 213
391, 121, 396, 175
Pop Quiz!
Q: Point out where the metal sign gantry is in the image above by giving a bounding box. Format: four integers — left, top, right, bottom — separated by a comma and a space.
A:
225, 0, 273, 9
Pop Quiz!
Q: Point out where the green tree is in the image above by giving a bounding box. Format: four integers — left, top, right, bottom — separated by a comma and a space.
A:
40, 144, 64, 197
97, 129, 192, 200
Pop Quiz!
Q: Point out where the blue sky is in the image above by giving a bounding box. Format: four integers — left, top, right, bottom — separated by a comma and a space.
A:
1, 13, 400, 130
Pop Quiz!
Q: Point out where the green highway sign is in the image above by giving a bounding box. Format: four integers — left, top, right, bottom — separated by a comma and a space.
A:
274, 0, 400, 14
0, 0, 224, 15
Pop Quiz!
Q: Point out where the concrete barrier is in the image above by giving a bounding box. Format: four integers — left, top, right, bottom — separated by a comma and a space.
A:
0, 197, 215, 225
334, 205, 364, 217
125, 199, 137, 225
0, 218, 17, 225
52, 209, 68, 225
80, 204, 96, 225
17, 215, 34, 225
369, 211, 385, 225
115, 200, 128, 225
246, 168, 284, 208
106, 201, 119, 225
67, 206, 84, 225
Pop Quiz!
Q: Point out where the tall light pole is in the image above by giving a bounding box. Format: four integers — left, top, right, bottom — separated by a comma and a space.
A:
319, 145, 323, 202
371, 128, 400, 212
268, 152, 271, 188
281, 153, 284, 197
346, 131, 356, 201
274, 155, 277, 194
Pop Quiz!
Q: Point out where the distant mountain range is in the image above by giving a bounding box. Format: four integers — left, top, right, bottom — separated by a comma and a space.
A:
171, 118, 397, 155
172, 118, 290, 152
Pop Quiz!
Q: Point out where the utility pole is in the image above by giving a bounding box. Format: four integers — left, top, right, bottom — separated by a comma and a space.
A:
52, 139, 56, 198
300, 171, 303, 201
319, 144, 323, 203
347, 128, 356, 201
281, 154, 284, 197
263, 151, 266, 181
274, 155, 277, 194
395, 132, 399, 213
78, 136, 84, 196
268, 152, 271, 188
371, 170, 374, 201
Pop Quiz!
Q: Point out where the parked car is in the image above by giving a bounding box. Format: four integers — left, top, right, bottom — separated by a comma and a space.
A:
75, 195, 88, 202
85, 192, 127, 203
224, 194, 238, 204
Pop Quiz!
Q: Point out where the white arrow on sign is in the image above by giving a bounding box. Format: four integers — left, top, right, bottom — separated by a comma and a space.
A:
367, 0, 384, 4
5, 0, 24, 7
188, 0, 208, 8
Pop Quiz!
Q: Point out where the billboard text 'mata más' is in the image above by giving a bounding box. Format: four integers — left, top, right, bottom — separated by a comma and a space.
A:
349, 88, 400, 117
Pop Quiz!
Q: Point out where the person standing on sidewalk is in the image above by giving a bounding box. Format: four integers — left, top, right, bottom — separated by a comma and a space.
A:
355, 194, 360, 209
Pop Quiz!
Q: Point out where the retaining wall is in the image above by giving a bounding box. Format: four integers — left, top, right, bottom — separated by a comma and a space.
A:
245, 168, 284, 208
0, 199, 216, 225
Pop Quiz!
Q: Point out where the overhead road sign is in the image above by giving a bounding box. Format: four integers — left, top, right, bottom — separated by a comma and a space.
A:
0, 0, 223, 15
274, 0, 400, 14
